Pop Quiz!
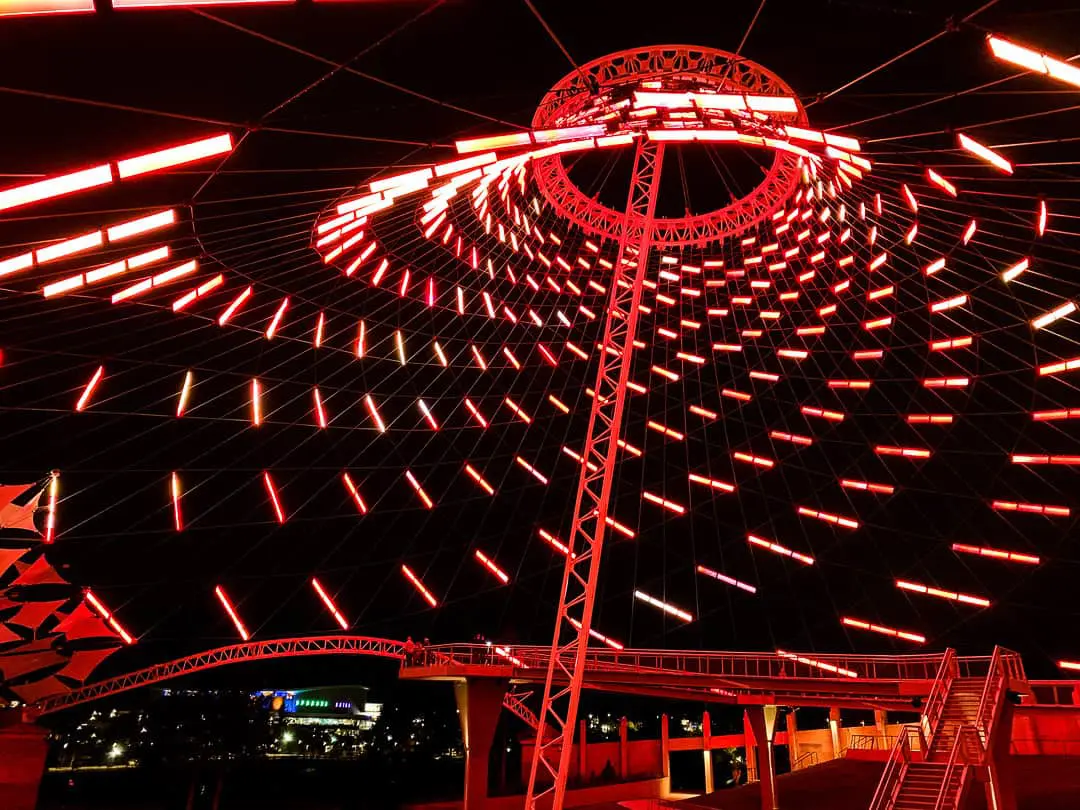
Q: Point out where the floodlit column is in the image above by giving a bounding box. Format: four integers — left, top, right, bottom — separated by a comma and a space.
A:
743, 710, 757, 780
0, 711, 50, 810
660, 714, 671, 795
874, 709, 888, 747
702, 711, 714, 794
619, 717, 629, 779
828, 707, 842, 760
985, 700, 1018, 810
746, 705, 779, 810
785, 710, 800, 766
579, 720, 588, 780
454, 678, 508, 810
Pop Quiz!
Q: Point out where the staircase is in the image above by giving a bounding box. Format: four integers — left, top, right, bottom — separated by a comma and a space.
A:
868, 647, 1024, 810
928, 677, 985, 760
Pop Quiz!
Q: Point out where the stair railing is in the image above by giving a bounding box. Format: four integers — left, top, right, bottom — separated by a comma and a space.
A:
934, 725, 981, 810
974, 646, 1008, 749
921, 648, 958, 748
791, 750, 819, 771
868, 724, 922, 810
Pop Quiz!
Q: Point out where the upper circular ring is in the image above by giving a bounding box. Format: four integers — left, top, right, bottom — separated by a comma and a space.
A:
531, 45, 809, 248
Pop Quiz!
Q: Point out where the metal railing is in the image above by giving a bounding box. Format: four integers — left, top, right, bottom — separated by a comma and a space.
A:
408, 643, 956, 682
846, 733, 882, 751
934, 725, 982, 810
921, 649, 958, 749
868, 724, 924, 810
791, 750, 819, 771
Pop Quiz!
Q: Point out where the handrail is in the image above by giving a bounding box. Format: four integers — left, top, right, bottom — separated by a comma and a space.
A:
868, 724, 921, 810
921, 648, 957, 748
934, 725, 982, 810
791, 750, 819, 771
974, 647, 1004, 746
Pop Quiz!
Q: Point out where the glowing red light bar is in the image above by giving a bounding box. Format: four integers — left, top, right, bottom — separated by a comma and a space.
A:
1032, 408, 1080, 421
566, 616, 624, 650
841, 479, 893, 496
74, 365, 105, 412
770, 431, 812, 446
504, 397, 532, 424
648, 420, 684, 441
515, 456, 549, 485
401, 564, 438, 607
696, 564, 756, 594
801, 406, 844, 422
748, 532, 813, 565
364, 395, 387, 433
1038, 200, 1048, 236
0, 164, 112, 213
930, 337, 973, 351
218, 286, 252, 326
864, 316, 892, 330
107, 209, 177, 242
464, 398, 488, 428
1012, 453, 1080, 465
404, 470, 434, 509
176, 370, 193, 417
37, 230, 103, 264
926, 168, 957, 196
842, 617, 924, 644
952, 543, 1039, 565
1002, 257, 1030, 283
828, 380, 871, 390
689, 405, 718, 420
897, 579, 989, 607
633, 590, 692, 622
342, 472, 368, 515
454, 133, 533, 154
925, 257, 946, 276
172, 273, 223, 311
876, 445, 931, 459
930, 294, 967, 313
474, 550, 510, 584
263, 471, 286, 524
798, 506, 859, 529
548, 394, 570, 414
907, 414, 953, 425
85, 590, 134, 645
901, 184, 918, 212
642, 491, 686, 515
853, 350, 884, 360
116, 134, 232, 179
688, 473, 735, 493
310, 577, 349, 630
956, 132, 1013, 174
923, 377, 969, 388
170, 472, 183, 531
215, 585, 250, 641
250, 378, 262, 426
538, 528, 574, 558
992, 500, 1069, 517
1059, 661, 1080, 672
464, 463, 495, 496
777, 650, 857, 678
1033, 301, 1075, 329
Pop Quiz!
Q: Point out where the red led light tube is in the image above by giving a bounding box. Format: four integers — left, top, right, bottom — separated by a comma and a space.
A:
842, 617, 924, 644
85, 590, 135, 645
696, 564, 756, 594
311, 577, 349, 630
214, 585, 250, 641
952, 543, 1039, 565
633, 590, 692, 622
401, 564, 437, 607
896, 579, 989, 607
748, 533, 814, 565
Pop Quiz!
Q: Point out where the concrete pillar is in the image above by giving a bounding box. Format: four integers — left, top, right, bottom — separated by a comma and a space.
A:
579, 719, 587, 782
747, 705, 779, 810
985, 700, 1017, 810
619, 717, 628, 779
1072, 683, 1080, 707
874, 709, 888, 748
785, 710, 800, 766
0, 712, 50, 810
660, 714, 671, 796
702, 711, 714, 794
454, 678, 508, 810
743, 710, 757, 780
828, 707, 842, 761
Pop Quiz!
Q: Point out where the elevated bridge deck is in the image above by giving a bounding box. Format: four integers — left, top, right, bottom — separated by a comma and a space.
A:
400, 644, 1026, 711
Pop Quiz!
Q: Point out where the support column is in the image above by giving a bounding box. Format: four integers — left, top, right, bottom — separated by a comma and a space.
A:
828, 707, 842, 761
454, 678, 508, 810
0, 711, 50, 810
746, 706, 779, 810
660, 714, 671, 797
619, 717, 628, 779
874, 709, 888, 749
579, 720, 587, 782
743, 710, 757, 781
985, 700, 1017, 810
702, 711, 714, 795
785, 710, 800, 767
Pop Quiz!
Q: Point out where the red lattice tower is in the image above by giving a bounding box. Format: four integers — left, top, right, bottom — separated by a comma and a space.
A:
524, 45, 809, 810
